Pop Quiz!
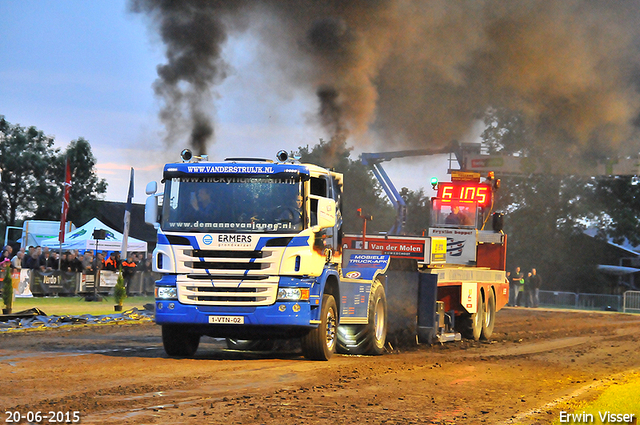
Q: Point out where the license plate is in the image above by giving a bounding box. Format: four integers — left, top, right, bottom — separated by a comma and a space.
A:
209, 315, 244, 324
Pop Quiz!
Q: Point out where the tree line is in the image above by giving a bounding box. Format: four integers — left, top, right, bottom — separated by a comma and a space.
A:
0, 116, 107, 233
3, 113, 636, 295
301, 124, 640, 295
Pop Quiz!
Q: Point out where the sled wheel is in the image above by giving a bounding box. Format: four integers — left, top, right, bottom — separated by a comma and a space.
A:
456, 290, 485, 341
481, 288, 496, 340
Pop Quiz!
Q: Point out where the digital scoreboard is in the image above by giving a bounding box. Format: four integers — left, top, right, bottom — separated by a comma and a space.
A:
436, 182, 492, 208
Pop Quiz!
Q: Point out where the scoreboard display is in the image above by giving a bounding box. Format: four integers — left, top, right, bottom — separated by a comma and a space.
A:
436, 182, 492, 208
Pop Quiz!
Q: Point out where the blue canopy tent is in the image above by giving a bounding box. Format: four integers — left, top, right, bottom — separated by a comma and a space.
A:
41, 218, 147, 254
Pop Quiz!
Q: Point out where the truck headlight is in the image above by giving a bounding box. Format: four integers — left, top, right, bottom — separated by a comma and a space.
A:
155, 286, 178, 300
277, 288, 309, 301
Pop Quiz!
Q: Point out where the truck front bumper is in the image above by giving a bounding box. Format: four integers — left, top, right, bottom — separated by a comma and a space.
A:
155, 300, 316, 327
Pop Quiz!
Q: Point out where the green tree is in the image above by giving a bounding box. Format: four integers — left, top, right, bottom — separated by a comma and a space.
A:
481, 107, 626, 293
0, 116, 57, 225
33, 138, 108, 224
0, 116, 108, 228
298, 138, 395, 234
499, 173, 605, 292
400, 187, 432, 236
591, 177, 640, 247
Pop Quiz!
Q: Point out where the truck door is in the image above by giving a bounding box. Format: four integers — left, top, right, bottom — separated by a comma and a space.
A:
309, 174, 336, 256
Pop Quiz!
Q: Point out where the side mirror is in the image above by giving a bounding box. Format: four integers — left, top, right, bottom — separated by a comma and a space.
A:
316, 198, 337, 230
145, 181, 158, 195
145, 195, 159, 228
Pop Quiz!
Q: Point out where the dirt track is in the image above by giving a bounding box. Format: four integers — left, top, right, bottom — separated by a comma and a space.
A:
1, 307, 639, 424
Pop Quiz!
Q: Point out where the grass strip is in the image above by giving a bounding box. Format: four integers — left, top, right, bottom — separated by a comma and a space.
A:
10, 295, 155, 317
552, 372, 640, 424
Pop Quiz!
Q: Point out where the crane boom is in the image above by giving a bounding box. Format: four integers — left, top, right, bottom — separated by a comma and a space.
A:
360, 143, 463, 235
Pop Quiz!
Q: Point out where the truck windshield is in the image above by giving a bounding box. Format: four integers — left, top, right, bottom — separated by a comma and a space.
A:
161, 176, 303, 233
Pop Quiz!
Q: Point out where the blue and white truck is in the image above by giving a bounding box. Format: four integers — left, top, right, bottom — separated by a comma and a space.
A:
145, 149, 509, 360
145, 150, 392, 360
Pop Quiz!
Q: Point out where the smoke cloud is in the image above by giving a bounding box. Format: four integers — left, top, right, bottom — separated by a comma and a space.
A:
132, 0, 640, 160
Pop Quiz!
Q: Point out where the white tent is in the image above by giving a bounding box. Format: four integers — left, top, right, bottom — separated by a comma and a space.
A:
41, 218, 147, 253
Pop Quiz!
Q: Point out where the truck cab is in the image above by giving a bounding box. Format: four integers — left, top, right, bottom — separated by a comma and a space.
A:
146, 150, 351, 359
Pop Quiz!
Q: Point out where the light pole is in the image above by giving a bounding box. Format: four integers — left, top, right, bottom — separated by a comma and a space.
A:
85, 229, 106, 302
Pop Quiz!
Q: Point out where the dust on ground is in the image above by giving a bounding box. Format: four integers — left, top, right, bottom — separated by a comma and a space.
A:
1, 307, 639, 424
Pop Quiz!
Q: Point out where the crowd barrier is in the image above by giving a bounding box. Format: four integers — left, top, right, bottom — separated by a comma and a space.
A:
539, 290, 635, 312
623, 291, 640, 314
3, 269, 159, 297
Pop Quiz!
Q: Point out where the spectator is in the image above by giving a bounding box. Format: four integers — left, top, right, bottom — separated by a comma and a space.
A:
67, 252, 83, 273
121, 254, 137, 295
59, 252, 70, 271
47, 251, 59, 270
22, 246, 34, 268
104, 252, 119, 271
38, 246, 49, 264
529, 268, 542, 308
134, 253, 143, 270
93, 252, 105, 272
11, 251, 24, 272
26, 251, 41, 270
40, 249, 52, 271
509, 266, 524, 307
1, 245, 13, 262
524, 271, 532, 307
1, 248, 12, 263
83, 250, 95, 274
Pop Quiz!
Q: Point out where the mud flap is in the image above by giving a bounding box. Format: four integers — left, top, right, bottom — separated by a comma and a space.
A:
417, 273, 438, 344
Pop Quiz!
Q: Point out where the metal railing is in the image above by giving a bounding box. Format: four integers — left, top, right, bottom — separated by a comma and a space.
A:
623, 291, 640, 314
538, 291, 578, 307
539, 290, 627, 312
6, 269, 158, 297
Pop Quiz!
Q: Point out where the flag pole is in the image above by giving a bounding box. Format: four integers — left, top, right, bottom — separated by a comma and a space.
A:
59, 157, 71, 270
121, 167, 134, 260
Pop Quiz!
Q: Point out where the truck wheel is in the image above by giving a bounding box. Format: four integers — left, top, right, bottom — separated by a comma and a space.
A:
456, 291, 485, 341
481, 289, 496, 340
162, 325, 200, 357
301, 294, 337, 360
337, 279, 387, 355
225, 339, 275, 351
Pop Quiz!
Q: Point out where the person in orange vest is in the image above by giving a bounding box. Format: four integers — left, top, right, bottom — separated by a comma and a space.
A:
121, 254, 137, 296
104, 252, 119, 271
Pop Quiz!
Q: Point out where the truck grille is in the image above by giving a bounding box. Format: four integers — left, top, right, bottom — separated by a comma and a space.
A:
176, 248, 282, 306
177, 281, 277, 306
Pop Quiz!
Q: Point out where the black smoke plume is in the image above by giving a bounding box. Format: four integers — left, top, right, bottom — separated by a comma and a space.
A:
133, 0, 640, 159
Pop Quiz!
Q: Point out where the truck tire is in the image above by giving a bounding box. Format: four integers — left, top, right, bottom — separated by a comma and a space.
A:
481, 289, 496, 340
456, 290, 485, 341
301, 294, 337, 360
337, 279, 387, 355
162, 325, 200, 357
225, 339, 275, 351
